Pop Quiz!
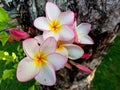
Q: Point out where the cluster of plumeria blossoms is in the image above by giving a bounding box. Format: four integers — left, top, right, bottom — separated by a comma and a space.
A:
16, 2, 94, 86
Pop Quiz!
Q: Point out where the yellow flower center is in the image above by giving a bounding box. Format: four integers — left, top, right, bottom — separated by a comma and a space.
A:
34, 51, 48, 67
49, 20, 62, 34
56, 41, 64, 51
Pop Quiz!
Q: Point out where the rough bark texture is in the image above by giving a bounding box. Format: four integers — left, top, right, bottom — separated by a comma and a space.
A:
1, 0, 120, 90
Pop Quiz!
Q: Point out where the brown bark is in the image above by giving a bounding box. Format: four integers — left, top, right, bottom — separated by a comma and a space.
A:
1, 0, 120, 90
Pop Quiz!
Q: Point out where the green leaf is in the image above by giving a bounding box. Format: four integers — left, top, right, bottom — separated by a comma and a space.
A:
28, 85, 35, 90
0, 7, 9, 22
0, 22, 7, 30
5, 56, 14, 65
2, 69, 15, 80
0, 7, 9, 30
13, 64, 18, 69
0, 31, 9, 46
0, 51, 5, 59
0, 78, 2, 84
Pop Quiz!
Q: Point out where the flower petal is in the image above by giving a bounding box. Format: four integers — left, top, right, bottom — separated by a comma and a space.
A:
35, 63, 56, 86
65, 63, 72, 69
34, 35, 44, 44
81, 54, 91, 59
34, 17, 49, 31
23, 38, 40, 58
40, 37, 57, 55
75, 64, 92, 73
56, 47, 68, 57
64, 44, 84, 60
9, 29, 30, 39
78, 34, 94, 44
59, 26, 74, 41
69, 61, 92, 73
76, 23, 91, 34
17, 57, 39, 82
59, 11, 74, 25
43, 31, 59, 41
46, 2, 60, 20
47, 53, 68, 70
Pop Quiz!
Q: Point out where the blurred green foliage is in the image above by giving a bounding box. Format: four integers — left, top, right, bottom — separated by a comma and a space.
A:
0, 42, 38, 90
0, 7, 9, 31
0, 7, 9, 46
91, 36, 120, 90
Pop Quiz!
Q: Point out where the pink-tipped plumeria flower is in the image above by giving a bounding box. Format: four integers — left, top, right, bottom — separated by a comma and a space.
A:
75, 23, 94, 44
34, 2, 75, 41
17, 37, 67, 86
34, 35, 84, 60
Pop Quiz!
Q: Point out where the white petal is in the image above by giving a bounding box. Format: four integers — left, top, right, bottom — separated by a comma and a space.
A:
43, 31, 59, 41
23, 38, 40, 58
17, 57, 39, 82
59, 26, 74, 41
40, 37, 57, 55
35, 63, 56, 86
34, 35, 44, 44
59, 11, 74, 25
34, 17, 49, 31
76, 23, 91, 34
64, 44, 84, 60
47, 53, 68, 70
56, 47, 68, 57
46, 2, 60, 20
78, 34, 94, 44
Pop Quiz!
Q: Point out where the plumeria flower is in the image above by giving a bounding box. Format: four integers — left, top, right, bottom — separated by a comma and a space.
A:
17, 37, 67, 86
74, 23, 94, 44
35, 35, 84, 60
34, 2, 75, 41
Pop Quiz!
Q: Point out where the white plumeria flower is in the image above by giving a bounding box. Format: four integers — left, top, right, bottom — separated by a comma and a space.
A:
75, 23, 94, 44
35, 35, 84, 60
34, 2, 75, 41
17, 37, 67, 86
